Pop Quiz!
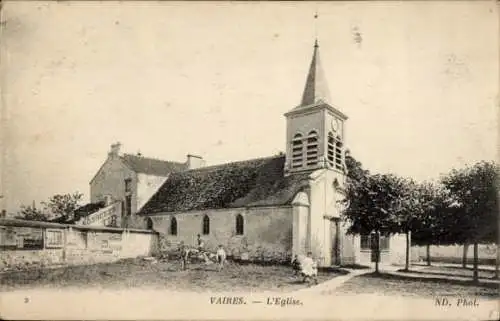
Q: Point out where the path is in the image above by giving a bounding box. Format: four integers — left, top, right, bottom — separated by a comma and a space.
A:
294, 267, 371, 294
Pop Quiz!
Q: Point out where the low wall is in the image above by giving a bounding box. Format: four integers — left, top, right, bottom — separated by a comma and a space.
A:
412, 244, 498, 265
0, 219, 158, 271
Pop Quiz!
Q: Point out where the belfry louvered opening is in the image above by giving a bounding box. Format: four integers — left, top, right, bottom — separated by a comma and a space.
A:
291, 133, 304, 169
306, 131, 319, 166
328, 132, 344, 170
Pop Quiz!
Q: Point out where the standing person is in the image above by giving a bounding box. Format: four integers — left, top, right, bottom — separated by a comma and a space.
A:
216, 245, 227, 272
196, 234, 209, 264
180, 241, 189, 270
292, 255, 301, 276
197, 234, 205, 251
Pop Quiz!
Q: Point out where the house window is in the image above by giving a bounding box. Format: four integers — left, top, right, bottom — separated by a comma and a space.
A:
125, 195, 132, 216
379, 235, 390, 251
170, 217, 177, 235
45, 229, 64, 248
291, 133, 304, 169
202, 215, 210, 235
306, 131, 319, 166
110, 215, 117, 227
360, 233, 390, 251
125, 178, 132, 193
236, 214, 244, 235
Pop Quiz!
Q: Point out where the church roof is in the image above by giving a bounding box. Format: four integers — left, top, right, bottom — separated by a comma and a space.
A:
285, 40, 348, 120
139, 155, 311, 215
120, 154, 187, 176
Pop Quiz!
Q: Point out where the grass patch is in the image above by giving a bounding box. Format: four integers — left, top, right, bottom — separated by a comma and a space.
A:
0, 258, 341, 293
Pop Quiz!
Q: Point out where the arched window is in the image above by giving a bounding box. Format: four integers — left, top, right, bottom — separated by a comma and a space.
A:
291, 133, 304, 169
236, 214, 244, 235
202, 215, 210, 235
170, 217, 177, 235
146, 217, 153, 230
306, 131, 319, 166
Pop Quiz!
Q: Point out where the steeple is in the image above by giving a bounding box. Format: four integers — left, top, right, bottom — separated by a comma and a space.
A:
284, 38, 348, 176
300, 39, 331, 107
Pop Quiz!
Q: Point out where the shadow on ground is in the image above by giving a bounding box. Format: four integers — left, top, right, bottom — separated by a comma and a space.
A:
335, 271, 499, 298
396, 268, 499, 280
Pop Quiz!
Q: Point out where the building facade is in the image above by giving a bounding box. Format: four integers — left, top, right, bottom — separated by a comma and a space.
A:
89, 143, 205, 228
138, 41, 408, 267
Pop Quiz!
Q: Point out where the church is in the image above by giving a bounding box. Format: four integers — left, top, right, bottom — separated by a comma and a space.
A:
90, 40, 407, 267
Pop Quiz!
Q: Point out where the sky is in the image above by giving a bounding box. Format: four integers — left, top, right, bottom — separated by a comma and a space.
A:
0, 1, 498, 213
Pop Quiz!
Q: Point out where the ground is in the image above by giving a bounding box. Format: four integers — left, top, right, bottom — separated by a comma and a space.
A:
0, 258, 341, 292
335, 269, 499, 299
414, 265, 498, 279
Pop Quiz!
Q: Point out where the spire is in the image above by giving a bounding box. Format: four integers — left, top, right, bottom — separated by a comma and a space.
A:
300, 40, 332, 107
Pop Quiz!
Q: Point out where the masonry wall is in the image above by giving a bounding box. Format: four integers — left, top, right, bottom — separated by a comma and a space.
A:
90, 156, 158, 229
149, 206, 294, 263
90, 156, 137, 208
412, 243, 498, 265
136, 173, 169, 212
0, 220, 157, 271
355, 233, 410, 266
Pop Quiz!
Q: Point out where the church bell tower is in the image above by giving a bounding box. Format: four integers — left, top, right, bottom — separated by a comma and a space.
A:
284, 40, 348, 175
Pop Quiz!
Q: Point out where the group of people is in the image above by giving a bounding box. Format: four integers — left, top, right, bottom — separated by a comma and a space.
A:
178, 235, 318, 284
292, 252, 319, 284
179, 234, 227, 272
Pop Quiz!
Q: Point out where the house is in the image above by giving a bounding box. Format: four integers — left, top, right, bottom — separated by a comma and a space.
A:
138, 40, 408, 267
89, 143, 205, 228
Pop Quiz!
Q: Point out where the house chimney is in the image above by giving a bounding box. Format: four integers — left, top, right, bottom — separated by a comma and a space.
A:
186, 154, 205, 170
1, 210, 6, 218
108, 142, 122, 158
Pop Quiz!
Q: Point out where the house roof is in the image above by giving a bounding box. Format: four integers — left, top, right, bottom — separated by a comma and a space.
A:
120, 154, 187, 176
139, 155, 311, 215
49, 201, 106, 224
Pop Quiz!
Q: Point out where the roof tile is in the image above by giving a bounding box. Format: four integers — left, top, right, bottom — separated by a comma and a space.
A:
140, 155, 310, 214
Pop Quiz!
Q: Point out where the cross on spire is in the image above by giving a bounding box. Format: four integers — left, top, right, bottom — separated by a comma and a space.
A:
314, 8, 319, 42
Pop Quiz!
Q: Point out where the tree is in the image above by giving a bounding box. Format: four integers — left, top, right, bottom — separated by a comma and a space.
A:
394, 181, 453, 270
15, 192, 84, 222
344, 169, 407, 273
42, 192, 83, 221
441, 161, 499, 282
16, 203, 49, 221
411, 186, 455, 266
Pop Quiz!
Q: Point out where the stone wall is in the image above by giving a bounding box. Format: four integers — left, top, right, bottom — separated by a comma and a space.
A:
0, 219, 157, 271
354, 233, 411, 266
149, 206, 293, 263
412, 243, 498, 265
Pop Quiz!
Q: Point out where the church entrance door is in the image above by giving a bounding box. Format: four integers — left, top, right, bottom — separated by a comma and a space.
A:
330, 218, 340, 265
